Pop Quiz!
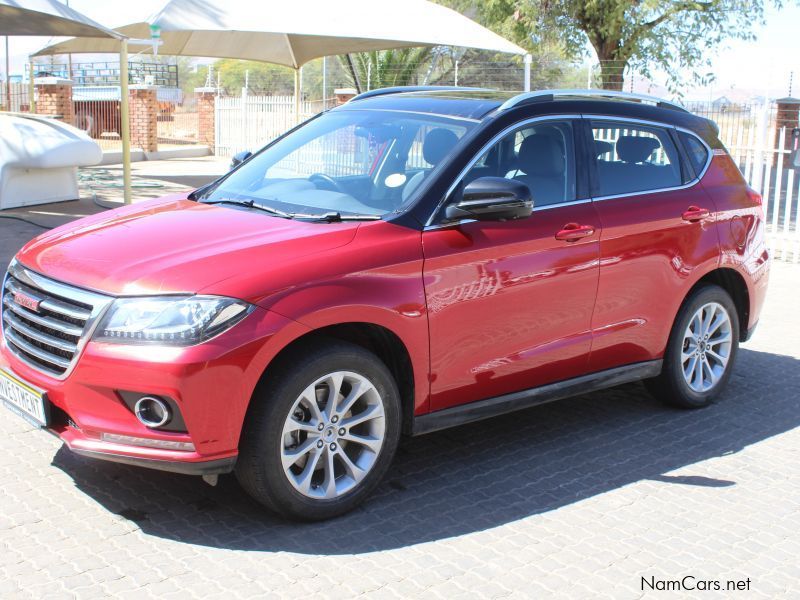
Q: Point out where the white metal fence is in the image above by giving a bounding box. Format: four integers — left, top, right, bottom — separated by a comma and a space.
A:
0, 82, 31, 112
215, 94, 325, 157
700, 101, 800, 264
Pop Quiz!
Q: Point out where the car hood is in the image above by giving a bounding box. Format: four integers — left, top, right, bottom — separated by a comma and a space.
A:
16, 195, 360, 298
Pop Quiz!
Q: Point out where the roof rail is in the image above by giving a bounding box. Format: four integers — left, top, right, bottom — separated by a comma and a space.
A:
497, 89, 688, 113
350, 86, 490, 102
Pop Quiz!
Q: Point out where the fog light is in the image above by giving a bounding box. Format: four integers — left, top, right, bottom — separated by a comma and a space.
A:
101, 432, 195, 452
134, 396, 170, 428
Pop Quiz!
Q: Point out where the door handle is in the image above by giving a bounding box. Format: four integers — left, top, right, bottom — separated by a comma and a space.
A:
682, 206, 710, 222
555, 223, 595, 242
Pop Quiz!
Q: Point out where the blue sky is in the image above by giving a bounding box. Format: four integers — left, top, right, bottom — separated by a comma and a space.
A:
5, 0, 800, 99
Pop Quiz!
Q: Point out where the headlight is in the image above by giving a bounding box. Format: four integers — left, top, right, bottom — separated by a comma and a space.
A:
93, 295, 253, 346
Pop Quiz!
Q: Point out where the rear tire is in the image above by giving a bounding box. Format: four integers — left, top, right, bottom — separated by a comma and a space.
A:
645, 284, 739, 408
236, 339, 401, 521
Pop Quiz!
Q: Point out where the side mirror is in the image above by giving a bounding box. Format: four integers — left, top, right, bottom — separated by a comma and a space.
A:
230, 150, 253, 171
445, 177, 533, 222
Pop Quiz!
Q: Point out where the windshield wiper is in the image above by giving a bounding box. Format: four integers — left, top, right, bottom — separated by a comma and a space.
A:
202, 201, 379, 222
295, 212, 382, 222
203, 198, 292, 219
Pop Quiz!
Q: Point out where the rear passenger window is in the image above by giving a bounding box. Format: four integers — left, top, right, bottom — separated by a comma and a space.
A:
464, 120, 576, 207
591, 123, 682, 197
678, 131, 710, 178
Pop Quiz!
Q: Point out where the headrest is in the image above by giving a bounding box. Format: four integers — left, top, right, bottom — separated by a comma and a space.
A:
518, 134, 565, 176
594, 140, 613, 157
616, 136, 660, 163
423, 128, 459, 165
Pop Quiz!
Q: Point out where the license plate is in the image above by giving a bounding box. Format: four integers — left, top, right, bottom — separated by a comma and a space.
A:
0, 369, 49, 427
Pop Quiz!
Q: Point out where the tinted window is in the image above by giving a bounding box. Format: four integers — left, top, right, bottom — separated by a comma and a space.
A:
464, 120, 576, 207
591, 123, 682, 197
679, 131, 710, 177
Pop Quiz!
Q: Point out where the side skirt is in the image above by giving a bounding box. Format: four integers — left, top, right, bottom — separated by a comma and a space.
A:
412, 360, 663, 436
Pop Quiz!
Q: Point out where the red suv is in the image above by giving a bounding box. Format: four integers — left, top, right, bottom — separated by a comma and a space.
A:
0, 88, 769, 520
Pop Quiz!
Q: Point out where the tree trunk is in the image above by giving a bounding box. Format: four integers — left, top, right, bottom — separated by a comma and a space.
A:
591, 37, 627, 91
599, 59, 626, 91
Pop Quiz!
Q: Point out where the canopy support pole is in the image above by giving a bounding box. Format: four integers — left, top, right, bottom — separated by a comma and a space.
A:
524, 54, 531, 92
4, 37, 10, 111
322, 56, 327, 109
294, 68, 301, 125
120, 39, 132, 204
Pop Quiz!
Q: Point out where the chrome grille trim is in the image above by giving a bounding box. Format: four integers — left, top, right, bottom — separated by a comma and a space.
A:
5, 278, 93, 321
2, 296, 84, 336
3, 328, 72, 371
1, 260, 113, 379
3, 310, 79, 353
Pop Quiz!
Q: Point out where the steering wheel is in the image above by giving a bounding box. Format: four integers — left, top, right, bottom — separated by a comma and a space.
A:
309, 173, 347, 194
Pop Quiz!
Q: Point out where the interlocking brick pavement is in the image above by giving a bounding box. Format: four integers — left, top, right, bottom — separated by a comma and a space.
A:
1, 203, 798, 598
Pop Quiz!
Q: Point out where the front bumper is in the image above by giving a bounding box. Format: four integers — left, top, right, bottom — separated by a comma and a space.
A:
0, 306, 300, 474
69, 446, 237, 476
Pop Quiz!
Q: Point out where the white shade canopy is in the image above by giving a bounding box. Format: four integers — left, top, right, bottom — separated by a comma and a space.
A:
0, 0, 122, 38
32, 0, 527, 66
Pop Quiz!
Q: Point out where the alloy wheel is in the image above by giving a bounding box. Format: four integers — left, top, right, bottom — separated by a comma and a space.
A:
681, 302, 733, 393
280, 371, 386, 499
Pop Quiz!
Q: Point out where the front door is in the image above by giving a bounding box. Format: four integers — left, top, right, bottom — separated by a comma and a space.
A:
422, 118, 602, 411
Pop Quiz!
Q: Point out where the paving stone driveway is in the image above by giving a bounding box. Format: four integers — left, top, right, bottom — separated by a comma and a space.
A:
1, 209, 798, 598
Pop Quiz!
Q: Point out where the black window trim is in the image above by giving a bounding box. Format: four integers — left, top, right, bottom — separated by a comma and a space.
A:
584, 115, 714, 203
424, 114, 585, 228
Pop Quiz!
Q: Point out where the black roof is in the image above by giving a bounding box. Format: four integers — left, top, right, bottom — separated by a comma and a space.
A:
337, 88, 719, 145
337, 89, 509, 120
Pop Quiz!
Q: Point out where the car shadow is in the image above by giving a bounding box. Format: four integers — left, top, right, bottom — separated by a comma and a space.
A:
51, 348, 799, 554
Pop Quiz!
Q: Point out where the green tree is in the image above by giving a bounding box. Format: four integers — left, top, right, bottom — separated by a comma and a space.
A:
181, 58, 351, 101
441, 1, 779, 92
339, 48, 435, 92
434, 0, 583, 90
207, 59, 296, 95
521, 0, 775, 91
177, 58, 207, 95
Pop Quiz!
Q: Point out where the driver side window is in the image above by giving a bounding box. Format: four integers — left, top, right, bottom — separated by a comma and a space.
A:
464, 120, 576, 207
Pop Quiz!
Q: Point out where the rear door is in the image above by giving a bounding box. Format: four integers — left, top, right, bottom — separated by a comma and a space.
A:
422, 117, 602, 411
585, 118, 720, 372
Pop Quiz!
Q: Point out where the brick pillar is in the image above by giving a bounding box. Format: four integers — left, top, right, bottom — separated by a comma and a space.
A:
334, 87, 357, 106
775, 97, 800, 168
34, 78, 74, 125
195, 87, 216, 152
129, 85, 159, 152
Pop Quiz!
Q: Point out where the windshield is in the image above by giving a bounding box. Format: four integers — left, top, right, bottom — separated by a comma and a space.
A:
201, 109, 475, 218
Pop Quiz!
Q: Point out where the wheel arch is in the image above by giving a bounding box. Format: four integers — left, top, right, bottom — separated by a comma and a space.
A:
250, 321, 417, 436
687, 267, 751, 339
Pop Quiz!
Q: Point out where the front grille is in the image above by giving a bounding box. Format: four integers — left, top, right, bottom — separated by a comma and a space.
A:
1, 262, 112, 378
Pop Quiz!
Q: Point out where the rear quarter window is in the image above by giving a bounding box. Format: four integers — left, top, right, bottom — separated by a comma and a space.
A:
678, 131, 710, 178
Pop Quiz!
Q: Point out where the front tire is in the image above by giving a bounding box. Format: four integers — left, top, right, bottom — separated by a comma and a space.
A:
646, 284, 739, 408
236, 340, 401, 521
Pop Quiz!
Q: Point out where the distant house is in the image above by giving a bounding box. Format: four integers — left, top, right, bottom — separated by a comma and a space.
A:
711, 95, 747, 113
712, 96, 733, 109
